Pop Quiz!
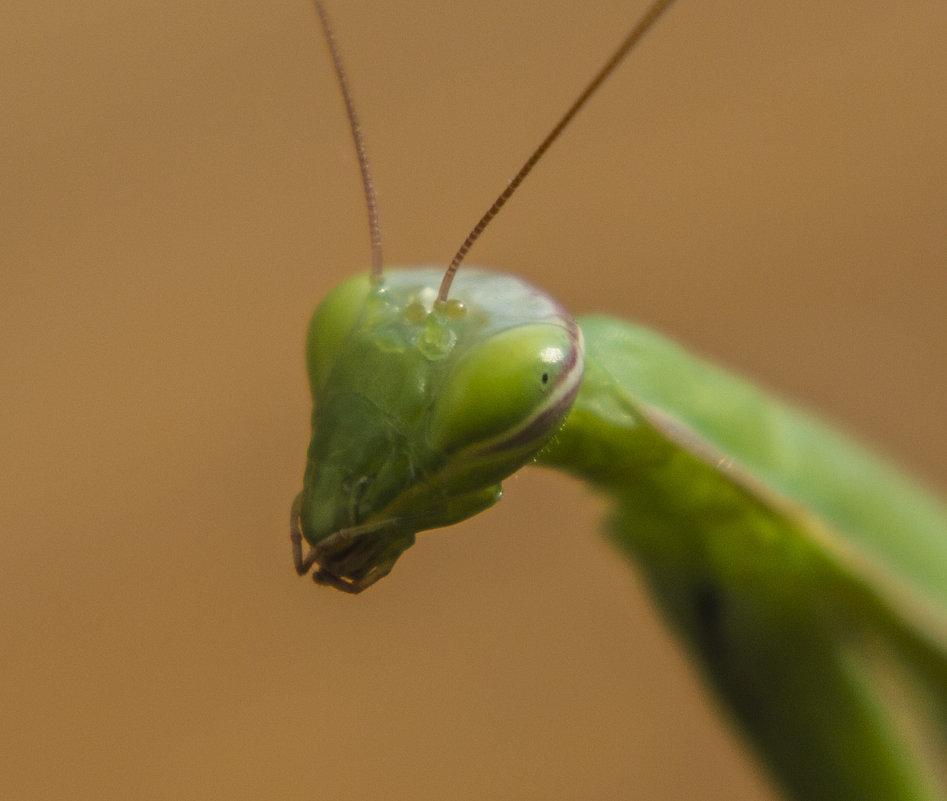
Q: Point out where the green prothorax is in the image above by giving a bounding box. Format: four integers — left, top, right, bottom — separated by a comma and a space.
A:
292, 268, 583, 592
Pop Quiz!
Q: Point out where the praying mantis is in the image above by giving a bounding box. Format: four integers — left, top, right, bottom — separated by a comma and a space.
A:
291, 2, 947, 799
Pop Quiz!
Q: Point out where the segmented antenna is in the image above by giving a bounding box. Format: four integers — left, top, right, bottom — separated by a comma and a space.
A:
437, 0, 677, 301
314, 1, 384, 280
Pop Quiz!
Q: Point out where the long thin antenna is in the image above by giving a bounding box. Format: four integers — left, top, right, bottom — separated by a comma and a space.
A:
314, 1, 384, 280
437, 0, 677, 301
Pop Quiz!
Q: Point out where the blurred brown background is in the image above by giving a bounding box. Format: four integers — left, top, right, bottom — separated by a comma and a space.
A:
3, 1, 945, 799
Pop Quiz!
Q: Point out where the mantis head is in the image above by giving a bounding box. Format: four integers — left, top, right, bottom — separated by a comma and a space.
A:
296, 0, 673, 592
293, 268, 583, 592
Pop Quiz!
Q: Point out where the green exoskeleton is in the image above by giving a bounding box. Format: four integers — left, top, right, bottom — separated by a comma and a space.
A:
292, 2, 947, 800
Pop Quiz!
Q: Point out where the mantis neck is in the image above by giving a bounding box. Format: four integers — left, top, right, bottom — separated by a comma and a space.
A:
535, 314, 947, 801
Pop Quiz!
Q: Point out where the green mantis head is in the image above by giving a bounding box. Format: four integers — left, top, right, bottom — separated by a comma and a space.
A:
293, 267, 583, 592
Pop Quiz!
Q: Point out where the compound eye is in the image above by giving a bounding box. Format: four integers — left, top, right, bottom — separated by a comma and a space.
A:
427, 324, 578, 454
305, 275, 373, 396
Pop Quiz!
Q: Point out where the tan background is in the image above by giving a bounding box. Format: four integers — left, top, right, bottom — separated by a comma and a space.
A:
3, 1, 946, 799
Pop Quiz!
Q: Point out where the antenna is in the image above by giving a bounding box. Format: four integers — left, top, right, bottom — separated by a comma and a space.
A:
437, 0, 677, 301
313, 1, 384, 280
